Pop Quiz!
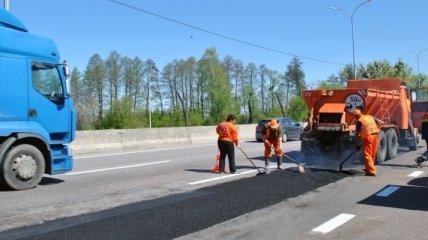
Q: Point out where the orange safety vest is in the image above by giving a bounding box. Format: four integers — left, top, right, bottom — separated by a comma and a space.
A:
358, 115, 380, 139
422, 112, 428, 122
216, 121, 239, 144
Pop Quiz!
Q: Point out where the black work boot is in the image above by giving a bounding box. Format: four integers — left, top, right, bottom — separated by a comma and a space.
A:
415, 155, 426, 168
277, 156, 282, 170
265, 158, 270, 173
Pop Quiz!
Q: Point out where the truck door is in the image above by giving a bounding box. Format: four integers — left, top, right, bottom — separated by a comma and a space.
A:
0, 57, 28, 128
28, 61, 71, 143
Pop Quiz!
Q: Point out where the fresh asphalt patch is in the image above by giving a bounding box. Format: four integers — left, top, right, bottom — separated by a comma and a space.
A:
2, 169, 348, 240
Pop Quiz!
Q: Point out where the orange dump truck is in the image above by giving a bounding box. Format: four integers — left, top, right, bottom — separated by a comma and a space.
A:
301, 78, 418, 163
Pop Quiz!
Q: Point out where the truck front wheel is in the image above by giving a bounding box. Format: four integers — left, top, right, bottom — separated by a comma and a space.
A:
0, 144, 45, 190
385, 129, 398, 160
376, 131, 387, 164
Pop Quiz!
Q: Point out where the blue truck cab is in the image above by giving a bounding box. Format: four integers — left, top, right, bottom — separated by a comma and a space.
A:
0, 8, 76, 190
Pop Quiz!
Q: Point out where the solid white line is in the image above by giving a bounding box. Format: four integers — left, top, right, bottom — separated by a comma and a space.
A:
188, 166, 285, 185
312, 213, 355, 234
64, 160, 171, 176
376, 186, 400, 197
188, 170, 259, 185
408, 171, 424, 178
74, 144, 214, 159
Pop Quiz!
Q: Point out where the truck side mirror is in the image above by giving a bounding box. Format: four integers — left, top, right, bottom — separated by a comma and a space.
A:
61, 63, 71, 96
62, 63, 70, 77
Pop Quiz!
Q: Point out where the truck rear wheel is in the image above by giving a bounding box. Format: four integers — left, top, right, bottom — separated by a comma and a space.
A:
0, 144, 45, 190
376, 131, 387, 164
386, 129, 398, 160
408, 122, 418, 151
409, 138, 418, 151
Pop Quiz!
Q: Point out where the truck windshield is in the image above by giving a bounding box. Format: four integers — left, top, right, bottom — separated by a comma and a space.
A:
32, 62, 64, 103
411, 88, 428, 103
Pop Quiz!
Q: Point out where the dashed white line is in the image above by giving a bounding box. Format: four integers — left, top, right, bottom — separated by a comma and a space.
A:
376, 185, 400, 197
408, 171, 424, 178
64, 160, 171, 176
312, 213, 355, 234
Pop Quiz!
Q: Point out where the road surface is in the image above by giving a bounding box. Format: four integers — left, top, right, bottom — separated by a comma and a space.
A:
0, 140, 427, 240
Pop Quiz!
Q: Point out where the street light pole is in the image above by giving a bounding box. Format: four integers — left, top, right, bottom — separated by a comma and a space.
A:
405, 48, 428, 86
148, 77, 152, 128
330, 0, 371, 80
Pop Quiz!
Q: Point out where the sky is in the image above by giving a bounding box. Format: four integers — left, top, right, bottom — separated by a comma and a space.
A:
6, 0, 428, 86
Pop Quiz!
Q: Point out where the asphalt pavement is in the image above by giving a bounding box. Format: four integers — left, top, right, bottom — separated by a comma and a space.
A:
178, 146, 428, 240
1, 144, 427, 240
1, 168, 347, 240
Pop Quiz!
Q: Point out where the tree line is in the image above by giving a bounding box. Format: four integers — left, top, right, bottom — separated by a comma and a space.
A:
70, 47, 425, 130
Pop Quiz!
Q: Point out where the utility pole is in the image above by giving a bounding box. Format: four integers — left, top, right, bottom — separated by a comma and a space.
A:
405, 48, 428, 86
148, 76, 152, 128
3, 0, 9, 10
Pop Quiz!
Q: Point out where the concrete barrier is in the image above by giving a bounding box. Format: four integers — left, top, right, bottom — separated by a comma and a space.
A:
70, 124, 257, 154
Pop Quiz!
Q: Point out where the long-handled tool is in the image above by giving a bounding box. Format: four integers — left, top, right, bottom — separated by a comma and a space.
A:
237, 146, 267, 176
339, 148, 360, 172
271, 145, 305, 173
281, 153, 305, 173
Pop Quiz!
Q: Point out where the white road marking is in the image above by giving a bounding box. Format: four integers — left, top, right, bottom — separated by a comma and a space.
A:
188, 170, 259, 185
376, 186, 400, 197
312, 213, 355, 234
74, 144, 214, 159
188, 166, 287, 185
64, 160, 171, 176
408, 171, 424, 178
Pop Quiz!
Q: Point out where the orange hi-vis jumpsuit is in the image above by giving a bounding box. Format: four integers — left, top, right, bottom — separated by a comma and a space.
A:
356, 114, 380, 176
264, 123, 283, 158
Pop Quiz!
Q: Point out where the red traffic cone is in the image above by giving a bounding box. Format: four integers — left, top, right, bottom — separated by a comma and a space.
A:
212, 152, 220, 173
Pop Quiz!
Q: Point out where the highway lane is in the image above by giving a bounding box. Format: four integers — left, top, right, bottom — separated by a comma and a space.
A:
2, 140, 422, 240
0, 152, 348, 240
177, 146, 428, 240
0, 140, 301, 233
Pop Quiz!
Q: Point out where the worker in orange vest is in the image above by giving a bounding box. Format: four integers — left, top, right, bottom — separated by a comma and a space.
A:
416, 112, 428, 167
262, 119, 283, 172
353, 109, 383, 176
216, 114, 240, 174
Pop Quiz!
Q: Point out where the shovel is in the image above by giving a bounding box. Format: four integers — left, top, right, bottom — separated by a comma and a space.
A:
271, 145, 305, 173
237, 146, 267, 176
281, 153, 305, 173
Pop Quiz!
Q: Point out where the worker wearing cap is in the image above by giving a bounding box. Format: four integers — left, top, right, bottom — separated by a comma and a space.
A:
262, 119, 283, 171
353, 109, 383, 176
